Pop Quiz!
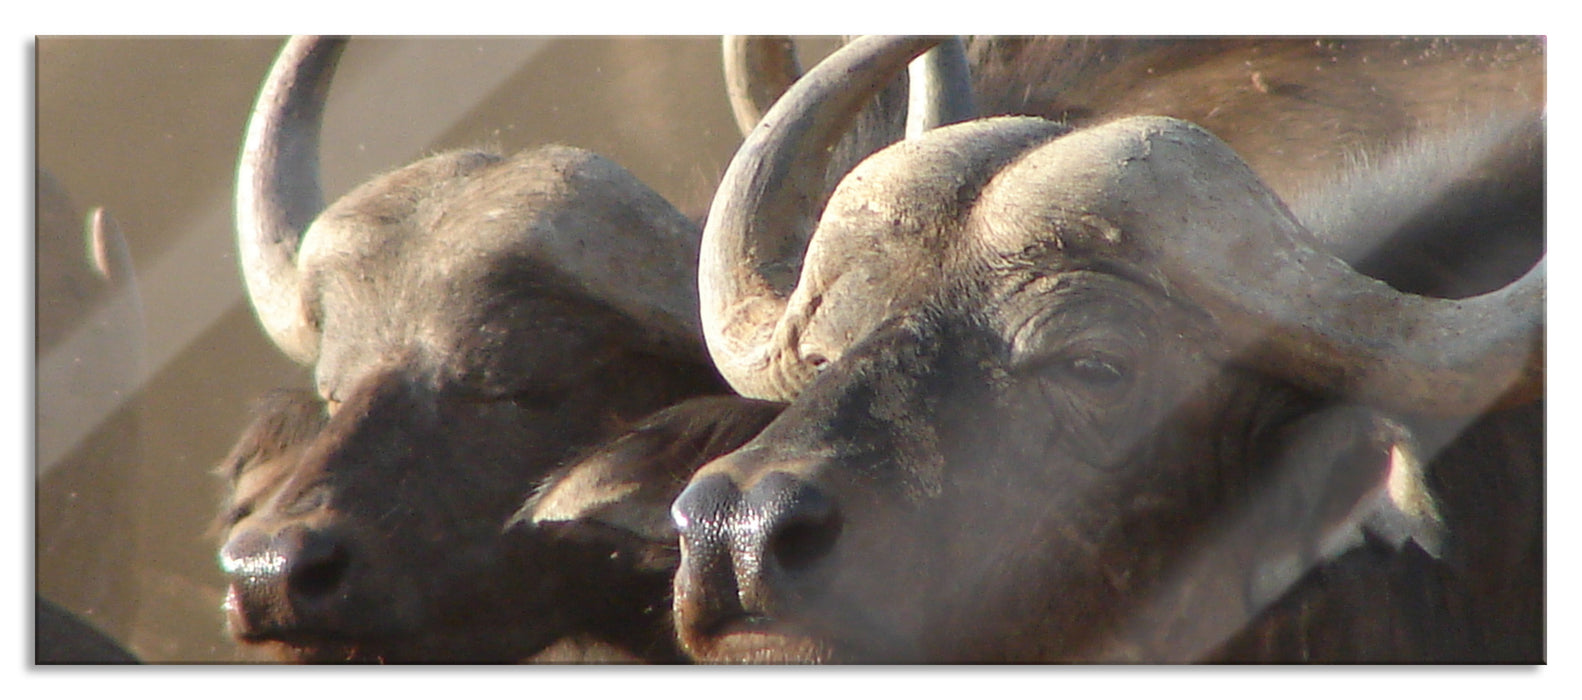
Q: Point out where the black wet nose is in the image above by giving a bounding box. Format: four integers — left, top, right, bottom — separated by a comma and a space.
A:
672, 469, 841, 598
220, 524, 350, 632
748, 471, 841, 575
671, 472, 739, 538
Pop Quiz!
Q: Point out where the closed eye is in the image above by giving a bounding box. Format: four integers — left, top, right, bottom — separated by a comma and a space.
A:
1018, 352, 1133, 394
1060, 356, 1129, 389
280, 483, 331, 517
1017, 352, 1142, 469
220, 502, 253, 528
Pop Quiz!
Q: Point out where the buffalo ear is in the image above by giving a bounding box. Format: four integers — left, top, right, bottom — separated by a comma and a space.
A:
1241, 407, 1445, 611
1349, 423, 1444, 559
507, 396, 786, 545
511, 435, 681, 546
1093, 405, 1448, 662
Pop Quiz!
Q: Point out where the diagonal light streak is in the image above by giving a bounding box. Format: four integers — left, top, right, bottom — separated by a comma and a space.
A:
37, 38, 551, 475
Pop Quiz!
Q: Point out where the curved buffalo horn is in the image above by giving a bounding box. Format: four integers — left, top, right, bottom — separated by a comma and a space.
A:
235, 35, 346, 365
1011, 117, 1544, 416
1191, 202, 1544, 415
724, 36, 977, 140
705, 34, 1543, 413
701, 36, 948, 400
87, 207, 133, 286
722, 36, 802, 138
85, 205, 146, 364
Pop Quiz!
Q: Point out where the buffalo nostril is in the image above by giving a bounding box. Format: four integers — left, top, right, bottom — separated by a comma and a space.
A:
751, 472, 841, 575
283, 528, 349, 602
770, 513, 841, 573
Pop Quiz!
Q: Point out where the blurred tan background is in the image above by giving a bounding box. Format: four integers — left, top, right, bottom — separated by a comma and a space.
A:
35, 36, 837, 662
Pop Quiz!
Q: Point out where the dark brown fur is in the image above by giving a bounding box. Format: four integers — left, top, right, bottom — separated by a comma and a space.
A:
216, 390, 780, 663
219, 37, 743, 663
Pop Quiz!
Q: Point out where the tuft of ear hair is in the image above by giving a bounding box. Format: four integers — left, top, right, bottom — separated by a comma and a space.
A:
1242, 407, 1444, 612
508, 396, 785, 545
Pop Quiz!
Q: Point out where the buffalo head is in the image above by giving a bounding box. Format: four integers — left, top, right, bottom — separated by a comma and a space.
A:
216, 36, 729, 662
670, 36, 1543, 662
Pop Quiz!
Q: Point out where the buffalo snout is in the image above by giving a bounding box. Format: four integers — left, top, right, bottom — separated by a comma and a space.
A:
672, 458, 845, 659
220, 522, 351, 639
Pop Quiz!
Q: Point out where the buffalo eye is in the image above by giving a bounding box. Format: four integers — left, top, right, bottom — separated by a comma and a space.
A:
222, 503, 254, 527
1026, 351, 1142, 467
1022, 349, 1138, 421
281, 483, 331, 517
805, 353, 830, 371
1061, 355, 1128, 389
798, 341, 832, 372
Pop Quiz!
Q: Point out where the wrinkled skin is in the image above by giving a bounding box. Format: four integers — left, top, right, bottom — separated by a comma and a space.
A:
679, 271, 1537, 662
674, 37, 1543, 663
676, 226, 1340, 662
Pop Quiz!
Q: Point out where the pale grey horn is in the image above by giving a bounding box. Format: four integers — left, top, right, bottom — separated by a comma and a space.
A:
906, 37, 976, 138
234, 35, 346, 365
722, 36, 803, 138
1014, 116, 1544, 416
700, 36, 946, 400
1135, 121, 1544, 416
723, 36, 977, 139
